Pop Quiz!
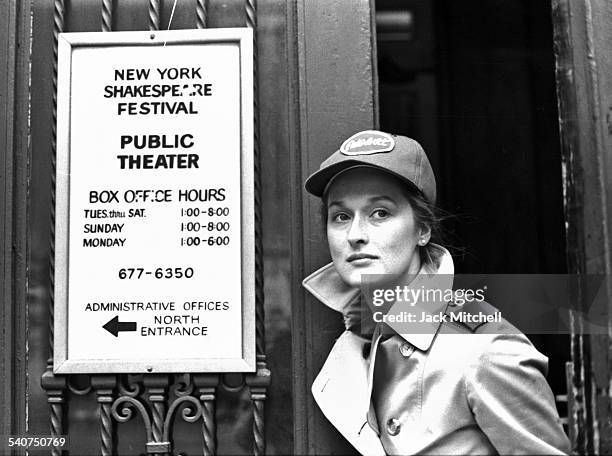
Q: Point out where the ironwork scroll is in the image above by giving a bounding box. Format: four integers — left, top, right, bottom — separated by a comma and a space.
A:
108, 374, 214, 455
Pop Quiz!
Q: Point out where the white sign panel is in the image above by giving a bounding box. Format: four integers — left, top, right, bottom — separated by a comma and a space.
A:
54, 29, 254, 373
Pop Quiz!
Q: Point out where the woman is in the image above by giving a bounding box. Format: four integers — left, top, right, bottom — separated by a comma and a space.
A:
302, 130, 570, 455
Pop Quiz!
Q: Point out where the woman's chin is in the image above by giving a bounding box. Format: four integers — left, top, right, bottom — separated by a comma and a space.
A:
340, 266, 385, 288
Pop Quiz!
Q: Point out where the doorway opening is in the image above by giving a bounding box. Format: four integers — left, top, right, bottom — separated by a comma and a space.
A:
376, 0, 570, 413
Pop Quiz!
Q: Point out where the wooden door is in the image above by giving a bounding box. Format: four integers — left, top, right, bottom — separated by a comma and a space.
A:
1, 0, 379, 454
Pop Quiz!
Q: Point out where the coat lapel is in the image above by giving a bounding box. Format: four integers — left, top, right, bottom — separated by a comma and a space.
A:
311, 331, 386, 456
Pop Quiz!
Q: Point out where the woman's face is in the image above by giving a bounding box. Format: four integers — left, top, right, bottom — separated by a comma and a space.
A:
326, 167, 428, 288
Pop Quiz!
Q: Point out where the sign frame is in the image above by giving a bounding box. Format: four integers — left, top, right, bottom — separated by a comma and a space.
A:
53, 29, 255, 374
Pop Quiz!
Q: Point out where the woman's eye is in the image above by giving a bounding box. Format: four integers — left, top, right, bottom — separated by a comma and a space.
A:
371, 209, 390, 219
331, 212, 350, 223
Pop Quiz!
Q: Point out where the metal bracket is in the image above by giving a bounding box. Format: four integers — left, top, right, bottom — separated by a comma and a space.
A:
146, 441, 171, 453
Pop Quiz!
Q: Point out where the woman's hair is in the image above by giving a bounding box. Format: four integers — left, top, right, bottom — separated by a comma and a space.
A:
320, 176, 447, 269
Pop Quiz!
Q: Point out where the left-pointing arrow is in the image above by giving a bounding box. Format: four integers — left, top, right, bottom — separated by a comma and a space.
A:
103, 315, 137, 337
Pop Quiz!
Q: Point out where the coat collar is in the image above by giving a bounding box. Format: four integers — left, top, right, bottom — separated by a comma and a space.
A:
302, 245, 455, 351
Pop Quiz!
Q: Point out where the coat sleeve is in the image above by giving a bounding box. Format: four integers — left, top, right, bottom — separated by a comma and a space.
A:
465, 333, 571, 455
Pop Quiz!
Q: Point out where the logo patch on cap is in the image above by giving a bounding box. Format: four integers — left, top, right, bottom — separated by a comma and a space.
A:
339, 130, 395, 155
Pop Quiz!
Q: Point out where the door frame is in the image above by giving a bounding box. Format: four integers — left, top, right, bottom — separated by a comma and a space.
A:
551, 0, 612, 453
0, 0, 31, 441
289, 0, 379, 453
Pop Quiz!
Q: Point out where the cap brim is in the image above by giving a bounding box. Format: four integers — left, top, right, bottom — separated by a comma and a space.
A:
304, 160, 378, 197
305, 160, 425, 200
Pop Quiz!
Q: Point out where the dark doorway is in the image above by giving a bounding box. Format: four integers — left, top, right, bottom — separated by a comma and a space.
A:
376, 0, 569, 403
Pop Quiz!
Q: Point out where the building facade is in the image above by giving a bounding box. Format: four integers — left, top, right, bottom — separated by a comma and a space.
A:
1, 0, 611, 454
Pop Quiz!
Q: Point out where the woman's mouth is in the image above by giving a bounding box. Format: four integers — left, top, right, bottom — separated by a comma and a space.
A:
347, 253, 378, 265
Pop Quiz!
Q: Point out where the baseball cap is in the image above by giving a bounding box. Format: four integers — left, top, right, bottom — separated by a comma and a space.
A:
304, 130, 437, 204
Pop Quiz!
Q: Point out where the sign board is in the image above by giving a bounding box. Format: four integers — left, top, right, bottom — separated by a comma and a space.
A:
53, 29, 255, 373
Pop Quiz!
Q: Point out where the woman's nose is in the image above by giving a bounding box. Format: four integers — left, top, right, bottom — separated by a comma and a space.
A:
347, 216, 368, 245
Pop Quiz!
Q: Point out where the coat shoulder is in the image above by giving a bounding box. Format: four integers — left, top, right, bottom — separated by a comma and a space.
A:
444, 300, 518, 333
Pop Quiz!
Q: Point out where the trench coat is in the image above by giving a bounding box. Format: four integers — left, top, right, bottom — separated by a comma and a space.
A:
302, 249, 570, 455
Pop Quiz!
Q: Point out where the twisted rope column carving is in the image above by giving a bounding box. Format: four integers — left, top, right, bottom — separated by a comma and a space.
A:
148, 0, 161, 31
50, 399, 65, 453
245, 1, 270, 454
246, 368, 271, 456
196, 0, 207, 29
41, 371, 67, 456
101, 0, 113, 32
194, 374, 219, 456
100, 402, 113, 455
41, 2, 67, 455
244, 1, 264, 354
202, 401, 215, 454
252, 399, 264, 453
152, 402, 164, 443
92, 376, 117, 456
144, 375, 170, 454
48, 0, 64, 359
245, 0, 266, 361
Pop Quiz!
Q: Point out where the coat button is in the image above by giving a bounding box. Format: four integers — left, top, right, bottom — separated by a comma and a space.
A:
399, 342, 414, 357
386, 418, 401, 436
